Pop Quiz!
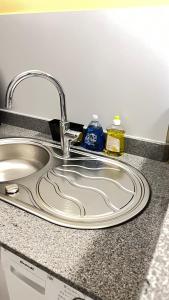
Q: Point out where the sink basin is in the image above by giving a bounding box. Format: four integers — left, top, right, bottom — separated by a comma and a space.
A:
0, 140, 50, 182
0, 138, 150, 229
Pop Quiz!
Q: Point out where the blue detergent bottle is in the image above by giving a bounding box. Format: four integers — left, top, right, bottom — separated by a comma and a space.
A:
83, 114, 105, 151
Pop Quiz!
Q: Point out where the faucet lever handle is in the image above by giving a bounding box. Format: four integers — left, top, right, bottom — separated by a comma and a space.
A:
65, 129, 83, 142
63, 129, 83, 158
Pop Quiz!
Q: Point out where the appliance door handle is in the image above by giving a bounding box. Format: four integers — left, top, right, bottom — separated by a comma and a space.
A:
10, 266, 45, 295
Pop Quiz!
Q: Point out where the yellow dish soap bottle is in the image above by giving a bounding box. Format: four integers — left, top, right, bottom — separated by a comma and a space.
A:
105, 115, 125, 156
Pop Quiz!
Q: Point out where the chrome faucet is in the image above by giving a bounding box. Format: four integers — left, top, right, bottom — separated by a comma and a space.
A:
5, 70, 82, 158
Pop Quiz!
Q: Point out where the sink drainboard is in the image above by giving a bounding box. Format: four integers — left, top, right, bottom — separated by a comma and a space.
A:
0, 138, 150, 229
35, 159, 149, 228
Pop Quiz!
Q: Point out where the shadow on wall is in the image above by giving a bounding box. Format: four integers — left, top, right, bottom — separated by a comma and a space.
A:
153, 108, 169, 143
66, 157, 169, 300
0, 70, 6, 108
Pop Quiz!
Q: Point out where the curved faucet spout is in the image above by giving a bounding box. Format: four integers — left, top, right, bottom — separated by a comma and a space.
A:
5, 70, 81, 158
5, 70, 67, 123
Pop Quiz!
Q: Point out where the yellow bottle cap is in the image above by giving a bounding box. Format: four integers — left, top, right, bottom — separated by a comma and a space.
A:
114, 115, 120, 120
113, 115, 121, 126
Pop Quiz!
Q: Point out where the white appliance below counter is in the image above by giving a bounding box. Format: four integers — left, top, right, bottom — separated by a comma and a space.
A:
1, 247, 93, 300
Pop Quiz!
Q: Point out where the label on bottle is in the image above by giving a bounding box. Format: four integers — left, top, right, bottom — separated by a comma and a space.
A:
106, 136, 120, 152
85, 133, 97, 146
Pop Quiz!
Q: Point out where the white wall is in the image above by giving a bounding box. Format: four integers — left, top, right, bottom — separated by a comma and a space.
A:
0, 7, 169, 143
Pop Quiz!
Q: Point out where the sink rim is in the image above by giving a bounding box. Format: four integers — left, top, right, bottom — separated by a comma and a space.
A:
0, 137, 150, 229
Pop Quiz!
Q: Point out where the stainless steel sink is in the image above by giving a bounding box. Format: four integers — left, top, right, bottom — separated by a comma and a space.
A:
0, 142, 50, 182
0, 138, 150, 229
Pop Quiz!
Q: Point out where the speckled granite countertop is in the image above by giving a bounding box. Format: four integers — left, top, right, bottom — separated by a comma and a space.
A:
0, 124, 169, 300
